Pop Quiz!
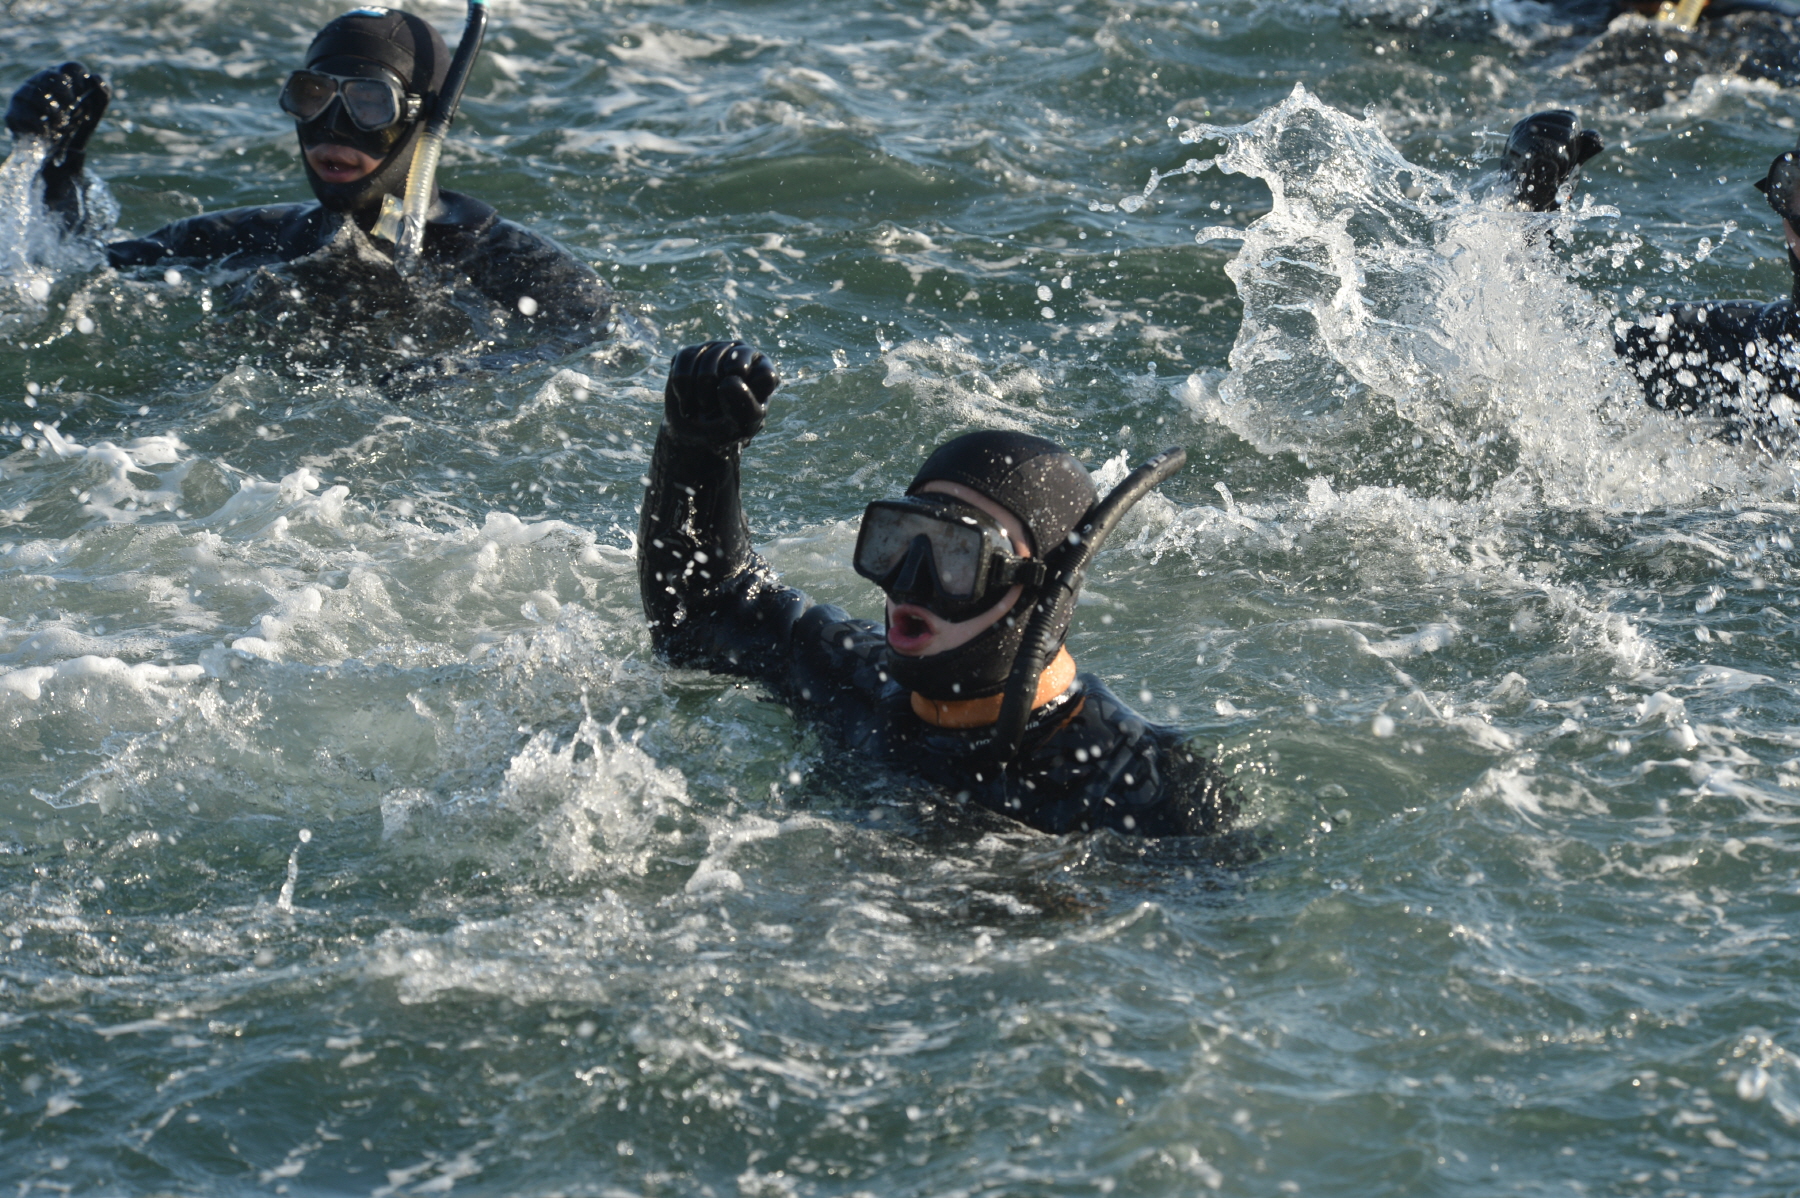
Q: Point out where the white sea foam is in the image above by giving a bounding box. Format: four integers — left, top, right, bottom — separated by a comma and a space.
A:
1167, 84, 1789, 509
880, 336, 1066, 433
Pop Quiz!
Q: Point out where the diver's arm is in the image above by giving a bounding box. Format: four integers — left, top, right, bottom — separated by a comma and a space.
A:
1616, 299, 1793, 446
104, 204, 313, 270
6, 62, 110, 236
639, 341, 793, 670
1501, 111, 1605, 212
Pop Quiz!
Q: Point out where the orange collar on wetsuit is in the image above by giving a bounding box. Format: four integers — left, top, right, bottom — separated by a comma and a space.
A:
910, 646, 1078, 729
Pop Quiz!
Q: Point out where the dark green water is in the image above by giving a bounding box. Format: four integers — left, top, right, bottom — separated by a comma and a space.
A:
4, 0, 1800, 1193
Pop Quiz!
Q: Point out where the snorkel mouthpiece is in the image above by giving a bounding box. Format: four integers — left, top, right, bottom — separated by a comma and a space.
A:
987, 446, 1188, 761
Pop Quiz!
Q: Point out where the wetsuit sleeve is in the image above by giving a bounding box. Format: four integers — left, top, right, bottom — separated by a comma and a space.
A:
1157, 738, 1243, 837
105, 205, 308, 270
1614, 300, 1800, 445
1616, 301, 1762, 411
8, 63, 109, 237
638, 425, 809, 681
461, 218, 613, 336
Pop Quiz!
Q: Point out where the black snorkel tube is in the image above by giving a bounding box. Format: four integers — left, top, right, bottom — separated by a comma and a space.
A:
988, 446, 1188, 761
375, 0, 489, 274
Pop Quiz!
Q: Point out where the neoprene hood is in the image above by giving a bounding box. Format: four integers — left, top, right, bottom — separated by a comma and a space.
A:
297, 8, 450, 218
885, 431, 1096, 702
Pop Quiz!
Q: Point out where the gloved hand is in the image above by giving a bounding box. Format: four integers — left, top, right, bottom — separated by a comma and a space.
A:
1502, 110, 1604, 212
663, 340, 779, 447
7, 62, 110, 172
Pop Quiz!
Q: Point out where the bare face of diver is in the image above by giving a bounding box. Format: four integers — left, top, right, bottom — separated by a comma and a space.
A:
885, 482, 1033, 658
304, 143, 381, 184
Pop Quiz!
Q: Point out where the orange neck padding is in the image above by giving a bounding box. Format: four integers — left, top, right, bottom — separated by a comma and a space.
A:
909, 647, 1077, 730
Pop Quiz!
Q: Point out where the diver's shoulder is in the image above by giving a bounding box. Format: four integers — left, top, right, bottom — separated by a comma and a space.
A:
1069, 673, 1154, 736
430, 188, 498, 232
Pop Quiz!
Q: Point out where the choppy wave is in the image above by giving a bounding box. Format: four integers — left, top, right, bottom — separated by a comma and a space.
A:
6, 3, 1800, 1195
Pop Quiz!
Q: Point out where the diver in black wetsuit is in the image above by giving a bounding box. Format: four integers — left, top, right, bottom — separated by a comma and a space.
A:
1503, 110, 1800, 447
639, 340, 1242, 839
5, 9, 610, 338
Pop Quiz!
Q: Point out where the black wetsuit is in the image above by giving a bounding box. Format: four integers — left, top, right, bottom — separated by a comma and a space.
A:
88, 187, 612, 338
1616, 294, 1800, 446
637, 430, 1241, 839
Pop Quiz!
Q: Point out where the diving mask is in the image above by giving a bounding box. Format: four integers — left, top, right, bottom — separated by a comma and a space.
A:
280, 68, 421, 132
854, 495, 1047, 622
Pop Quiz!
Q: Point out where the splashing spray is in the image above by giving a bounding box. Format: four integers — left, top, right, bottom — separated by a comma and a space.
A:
276, 828, 313, 912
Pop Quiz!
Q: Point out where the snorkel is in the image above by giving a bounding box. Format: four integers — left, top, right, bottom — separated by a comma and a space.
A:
1652, 0, 1709, 28
987, 446, 1188, 761
373, 0, 488, 274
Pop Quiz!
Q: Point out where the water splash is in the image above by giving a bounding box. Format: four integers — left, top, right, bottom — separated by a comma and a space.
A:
275, 827, 312, 912
0, 137, 112, 317
1170, 84, 1787, 509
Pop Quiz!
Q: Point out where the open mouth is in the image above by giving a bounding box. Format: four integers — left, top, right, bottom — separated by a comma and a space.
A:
305, 143, 382, 184
886, 604, 938, 654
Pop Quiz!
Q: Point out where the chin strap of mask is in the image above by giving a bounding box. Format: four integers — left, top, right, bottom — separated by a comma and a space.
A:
374, 0, 488, 274
987, 446, 1188, 762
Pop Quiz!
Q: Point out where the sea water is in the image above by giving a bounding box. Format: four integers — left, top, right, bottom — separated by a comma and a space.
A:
4, 1, 1800, 1193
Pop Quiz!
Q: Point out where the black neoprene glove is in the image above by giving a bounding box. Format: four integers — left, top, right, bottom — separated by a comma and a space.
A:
1502, 110, 1604, 212
663, 340, 779, 448
8, 63, 110, 170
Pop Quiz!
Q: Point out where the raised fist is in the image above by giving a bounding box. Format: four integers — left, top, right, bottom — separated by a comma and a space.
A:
1503, 110, 1604, 212
7, 62, 110, 171
663, 340, 779, 448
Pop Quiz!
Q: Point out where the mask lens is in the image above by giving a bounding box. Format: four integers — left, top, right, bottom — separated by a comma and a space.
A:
279, 71, 337, 121
928, 518, 983, 595
339, 78, 403, 131
854, 503, 987, 598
